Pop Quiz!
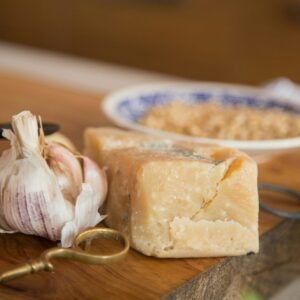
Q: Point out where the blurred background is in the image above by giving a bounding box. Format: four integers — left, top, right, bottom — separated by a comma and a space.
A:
1, 0, 300, 84
0, 2, 300, 300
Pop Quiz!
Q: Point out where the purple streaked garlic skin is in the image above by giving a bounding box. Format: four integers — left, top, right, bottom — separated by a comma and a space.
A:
0, 111, 107, 247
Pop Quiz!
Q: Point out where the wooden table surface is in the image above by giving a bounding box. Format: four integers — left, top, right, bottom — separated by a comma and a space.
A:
0, 72, 299, 300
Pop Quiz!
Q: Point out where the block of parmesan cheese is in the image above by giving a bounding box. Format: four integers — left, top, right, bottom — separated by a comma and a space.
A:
84, 127, 259, 258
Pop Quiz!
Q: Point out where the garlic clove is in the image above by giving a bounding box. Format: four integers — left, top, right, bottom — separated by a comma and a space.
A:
60, 183, 105, 247
82, 156, 108, 208
45, 132, 77, 152
47, 143, 83, 204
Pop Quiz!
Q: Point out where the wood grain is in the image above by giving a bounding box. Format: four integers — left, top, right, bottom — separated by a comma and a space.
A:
0, 71, 299, 300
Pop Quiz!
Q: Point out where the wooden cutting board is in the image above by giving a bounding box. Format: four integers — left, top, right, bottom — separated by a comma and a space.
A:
0, 72, 299, 300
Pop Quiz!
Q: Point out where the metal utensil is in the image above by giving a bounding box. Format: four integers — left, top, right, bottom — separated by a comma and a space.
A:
0, 122, 60, 139
259, 183, 300, 220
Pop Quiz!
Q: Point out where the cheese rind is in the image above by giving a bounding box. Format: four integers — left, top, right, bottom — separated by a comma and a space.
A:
84, 127, 259, 257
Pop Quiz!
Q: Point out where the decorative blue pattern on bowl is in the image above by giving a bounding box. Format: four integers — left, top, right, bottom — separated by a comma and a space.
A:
102, 82, 300, 156
116, 88, 300, 122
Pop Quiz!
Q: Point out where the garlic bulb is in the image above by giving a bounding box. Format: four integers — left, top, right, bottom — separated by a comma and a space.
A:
0, 111, 107, 247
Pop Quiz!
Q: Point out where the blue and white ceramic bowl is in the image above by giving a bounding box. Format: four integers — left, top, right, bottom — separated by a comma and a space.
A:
102, 82, 300, 157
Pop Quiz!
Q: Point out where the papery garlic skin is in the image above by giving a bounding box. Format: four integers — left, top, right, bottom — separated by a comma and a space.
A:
61, 183, 105, 247
0, 120, 73, 240
0, 111, 107, 247
0, 146, 18, 232
1, 151, 74, 240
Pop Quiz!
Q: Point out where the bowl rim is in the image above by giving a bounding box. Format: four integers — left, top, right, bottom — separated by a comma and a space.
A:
101, 81, 300, 151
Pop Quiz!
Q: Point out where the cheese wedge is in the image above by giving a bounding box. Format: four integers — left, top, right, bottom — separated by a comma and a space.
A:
84, 127, 259, 257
